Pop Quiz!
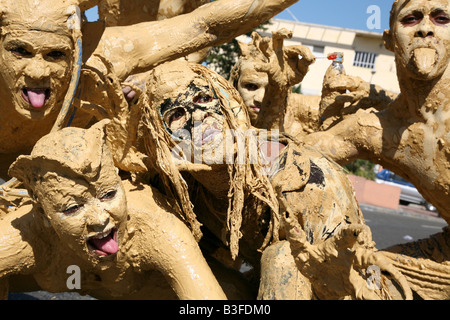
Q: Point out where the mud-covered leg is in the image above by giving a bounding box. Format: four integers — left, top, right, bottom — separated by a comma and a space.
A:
284, 213, 413, 300
258, 240, 312, 300
380, 228, 450, 300
267, 142, 367, 299
353, 249, 412, 300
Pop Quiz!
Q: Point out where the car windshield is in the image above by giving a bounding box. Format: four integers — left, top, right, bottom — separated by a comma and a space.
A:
377, 169, 415, 187
392, 174, 409, 184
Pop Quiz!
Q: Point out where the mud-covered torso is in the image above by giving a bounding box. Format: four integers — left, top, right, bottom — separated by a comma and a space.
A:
394, 120, 449, 222
363, 107, 450, 223
191, 138, 364, 267
270, 141, 364, 245
33, 253, 175, 299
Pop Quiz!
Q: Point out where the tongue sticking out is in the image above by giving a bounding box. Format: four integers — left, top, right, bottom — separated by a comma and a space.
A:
89, 233, 119, 255
413, 48, 437, 75
26, 89, 47, 108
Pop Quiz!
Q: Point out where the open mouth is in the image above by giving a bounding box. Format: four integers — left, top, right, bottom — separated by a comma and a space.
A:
412, 47, 438, 72
201, 128, 221, 145
86, 228, 119, 258
193, 115, 223, 147
21, 87, 51, 109
250, 106, 261, 113
193, 127, 221, 147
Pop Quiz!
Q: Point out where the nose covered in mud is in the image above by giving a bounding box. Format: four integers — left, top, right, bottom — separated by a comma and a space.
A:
160, 82, 224, 146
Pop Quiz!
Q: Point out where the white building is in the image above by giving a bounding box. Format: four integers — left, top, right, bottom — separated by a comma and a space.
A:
260, 18, 400, 96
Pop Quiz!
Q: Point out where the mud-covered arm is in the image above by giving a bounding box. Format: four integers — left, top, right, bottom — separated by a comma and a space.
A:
133, 186, 226, 300
0, 205, 37, 296
254, 29, 315, 130
140, 209, 227, 300
301, 117, 361, 165
301, 108, 385, 166
90, 0, 300, 80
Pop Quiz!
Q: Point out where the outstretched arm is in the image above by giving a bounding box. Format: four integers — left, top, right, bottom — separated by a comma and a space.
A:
301, 117, 361, 165
301, 107, 385, 166
91, 0, 300, 80
129, 183, 227, 300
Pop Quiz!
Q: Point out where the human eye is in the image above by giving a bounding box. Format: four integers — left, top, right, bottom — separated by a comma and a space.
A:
193, 93, 213, 104
170, 107, 186, 121
99, 189, 117, 202
401, 12, 423, 26
9, 46, 32, 57
244, 83, 258, 91
63, 203, 84, 215
164, 107, 187, 130
46, 50, 66, 60
431, 10, 450, 25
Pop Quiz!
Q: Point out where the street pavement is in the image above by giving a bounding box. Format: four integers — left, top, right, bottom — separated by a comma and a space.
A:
360, 201, 443, 223
360, 202, 446, 249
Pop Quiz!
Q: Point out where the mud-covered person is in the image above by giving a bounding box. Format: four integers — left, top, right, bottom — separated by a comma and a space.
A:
229, 29, 321, 136
141, 59, 399, 300
0, 120, 227, 300
0, 0, 300, 182
301, 0, 450, 299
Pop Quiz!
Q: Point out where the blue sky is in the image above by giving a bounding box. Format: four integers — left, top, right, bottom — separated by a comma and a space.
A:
85, 6, 98, 21
86, 1, 395, 32
276, 0, 394, 32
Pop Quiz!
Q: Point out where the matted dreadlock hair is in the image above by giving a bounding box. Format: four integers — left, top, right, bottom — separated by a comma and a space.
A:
141, 59, 280, 259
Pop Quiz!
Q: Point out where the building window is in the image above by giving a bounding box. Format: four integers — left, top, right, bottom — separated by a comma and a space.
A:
353, 51, 378, 69
304, 44, 325, 58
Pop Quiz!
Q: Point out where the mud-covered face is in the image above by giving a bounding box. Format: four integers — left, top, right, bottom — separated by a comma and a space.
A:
391, 0, 450, 79
237, 60, 268, 124
36, 160, 127, 264
160, 81, 224, 148
0, 30, 73, 120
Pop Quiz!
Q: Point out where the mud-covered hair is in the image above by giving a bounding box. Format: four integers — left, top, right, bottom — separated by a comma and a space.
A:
142, 60, 280, 259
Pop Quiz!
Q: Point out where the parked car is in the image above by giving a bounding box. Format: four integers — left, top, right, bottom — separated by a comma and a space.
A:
375, 169, 436, 212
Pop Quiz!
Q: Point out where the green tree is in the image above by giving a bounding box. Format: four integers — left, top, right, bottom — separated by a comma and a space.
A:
292, 84, 302, 94
343, 159, 376, 181
205, 39, 241, 79
205, 17, 271, 79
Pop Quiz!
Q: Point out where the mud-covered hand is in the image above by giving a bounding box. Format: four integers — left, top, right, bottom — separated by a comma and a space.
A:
122, 86, 137, 103
324, 67, 368, 97
79, 55, 147, 173
255, 29, 315, 90
320, 66, 370, 118
283, 44, 316, 85
283, 214, 412, 300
